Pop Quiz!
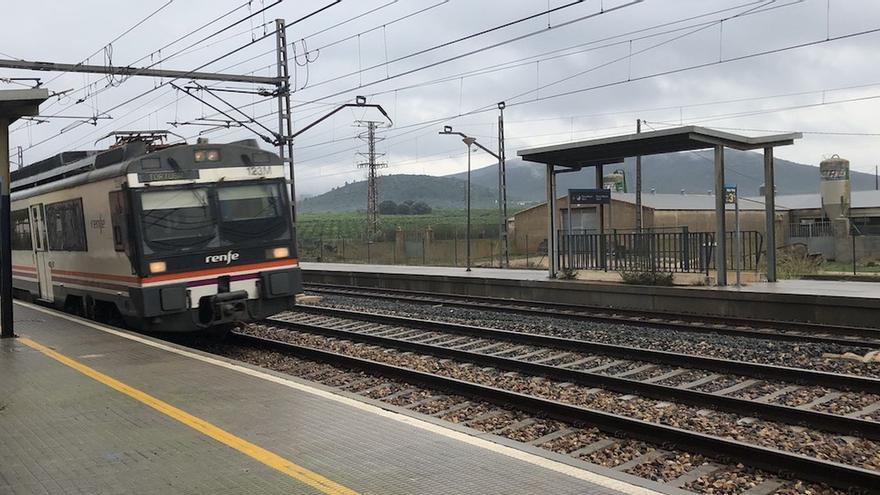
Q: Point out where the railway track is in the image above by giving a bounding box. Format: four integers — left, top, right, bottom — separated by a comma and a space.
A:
292, 305, 880, 395
227, 320, 880, 493
270, 307, 880, 440
303, 283, 880, 348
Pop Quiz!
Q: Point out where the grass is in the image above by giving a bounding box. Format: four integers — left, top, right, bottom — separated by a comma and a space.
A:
297, 209, 508, 241
821, 260, 880, 273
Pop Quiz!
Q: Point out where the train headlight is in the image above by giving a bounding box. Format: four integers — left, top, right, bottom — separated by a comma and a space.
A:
149, 261, 167, 274
194, 149, 220, 162
268, 247, 289, 259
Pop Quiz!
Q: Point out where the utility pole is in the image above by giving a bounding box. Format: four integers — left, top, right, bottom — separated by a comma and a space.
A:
635, 119, 642, 231
875, 165, 878, 190
497, 102, 509, 267
275, 18, 296, 223
356, 120, 387, 238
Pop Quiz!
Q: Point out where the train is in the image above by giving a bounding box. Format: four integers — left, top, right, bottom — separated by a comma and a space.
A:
10, 131, 302, 333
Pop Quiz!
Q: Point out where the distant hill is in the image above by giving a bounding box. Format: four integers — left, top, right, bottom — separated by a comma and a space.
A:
297, 174, 500, 213
298, 150, 878, 212
447, 150, 878, 201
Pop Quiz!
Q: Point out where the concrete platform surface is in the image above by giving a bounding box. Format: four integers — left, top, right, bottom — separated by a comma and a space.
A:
301, 263, 880, 328
300, 262, 551, 282
301, 262, 880, 299
713, 279, 880, 298
0, 302, 654, 495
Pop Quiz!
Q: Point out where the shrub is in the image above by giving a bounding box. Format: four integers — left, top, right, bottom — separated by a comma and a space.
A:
557, 267, 578, 280
767, 245, 822, 279
619, 270, 674, 286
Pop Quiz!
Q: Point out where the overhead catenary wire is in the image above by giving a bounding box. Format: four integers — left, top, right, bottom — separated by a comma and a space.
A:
33, 0, 284, 120
147, 0, 762, 148
171, 0, 799, 153
292, 0, 643, 108
355, 0, 792, 101
16, 1, 342, 155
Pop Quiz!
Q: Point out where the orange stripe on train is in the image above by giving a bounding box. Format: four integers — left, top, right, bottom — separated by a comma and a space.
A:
13, 259, 297, 286
140, 258, 298, 284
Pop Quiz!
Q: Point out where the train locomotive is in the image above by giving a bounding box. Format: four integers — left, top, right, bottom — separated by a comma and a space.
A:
10, 132, 302, 333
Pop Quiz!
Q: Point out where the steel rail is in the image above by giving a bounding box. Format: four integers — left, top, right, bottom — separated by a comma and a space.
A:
265, 315, 880, 441
303, 283, 880, 346
294, 305, 880, 394
229, 331, 880, 492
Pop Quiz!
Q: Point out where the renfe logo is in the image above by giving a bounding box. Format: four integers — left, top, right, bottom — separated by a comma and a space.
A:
205, 250, 240, 265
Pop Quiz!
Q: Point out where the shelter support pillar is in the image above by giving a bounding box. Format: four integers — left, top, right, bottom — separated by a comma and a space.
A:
596, 164, 605, 268
764, 147, 777, 282
714, 145, 727, 286
546, 164, 557, 278
0, 89, 48, 338
0, 119, 10, 337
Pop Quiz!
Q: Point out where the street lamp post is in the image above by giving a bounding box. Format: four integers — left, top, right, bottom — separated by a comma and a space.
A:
464, 137, 475, 271
440, 125, 503, 272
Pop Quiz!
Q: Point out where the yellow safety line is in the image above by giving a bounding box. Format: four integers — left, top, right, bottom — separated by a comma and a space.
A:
19, 337, 359, 495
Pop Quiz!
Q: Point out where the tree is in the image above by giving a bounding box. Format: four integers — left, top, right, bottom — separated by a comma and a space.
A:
378, 200, 397, 214
395, 202, 411, 215
411, 201, 432, 215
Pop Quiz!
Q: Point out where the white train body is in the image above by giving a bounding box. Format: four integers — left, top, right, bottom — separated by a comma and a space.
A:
10, 138, 301, 332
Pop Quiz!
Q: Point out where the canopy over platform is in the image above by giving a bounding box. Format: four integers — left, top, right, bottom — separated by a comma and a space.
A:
518, 125, 801, 169
516, 125, 802, 285
0, 88, 49, 124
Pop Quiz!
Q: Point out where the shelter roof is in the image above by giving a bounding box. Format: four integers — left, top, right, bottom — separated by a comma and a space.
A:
518, 126, 801, 169
0, 89, 49, 124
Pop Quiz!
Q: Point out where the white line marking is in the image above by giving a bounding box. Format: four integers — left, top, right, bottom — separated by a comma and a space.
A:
17, 301, 662, 495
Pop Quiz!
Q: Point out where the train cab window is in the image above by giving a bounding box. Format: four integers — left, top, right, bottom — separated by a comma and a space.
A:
11, 209, 32, 250
45, 199, 88, 251
109, 191, 130, 253
140, 188, 215, 250
216, 183, 287, 242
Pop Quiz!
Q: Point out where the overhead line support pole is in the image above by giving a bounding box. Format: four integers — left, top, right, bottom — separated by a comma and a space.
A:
497, 102, 509, 268
275, 18, 296, 224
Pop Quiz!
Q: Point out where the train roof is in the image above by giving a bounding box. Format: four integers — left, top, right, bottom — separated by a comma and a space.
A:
11, 138, 279, 200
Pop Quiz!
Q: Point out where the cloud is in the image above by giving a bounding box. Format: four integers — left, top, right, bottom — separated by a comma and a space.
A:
3, 0, 879, 195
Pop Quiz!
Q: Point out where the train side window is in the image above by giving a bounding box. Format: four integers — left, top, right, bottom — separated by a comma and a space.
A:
45, 198, 88, 252
109, 191, 130, 253
11, 209, 32, 250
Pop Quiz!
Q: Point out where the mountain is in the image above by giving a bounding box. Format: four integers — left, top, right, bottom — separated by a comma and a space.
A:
447, 150, 879, 201
297, 174, 500, 213
298, 150, 878, 213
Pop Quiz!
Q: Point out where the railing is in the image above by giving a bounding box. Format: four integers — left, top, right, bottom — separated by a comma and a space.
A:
789, 222, 834, 238
558, 230, 763, 273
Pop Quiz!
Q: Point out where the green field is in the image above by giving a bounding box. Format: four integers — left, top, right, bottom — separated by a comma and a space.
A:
821, 260, 880, 273
297, 209, 507, 241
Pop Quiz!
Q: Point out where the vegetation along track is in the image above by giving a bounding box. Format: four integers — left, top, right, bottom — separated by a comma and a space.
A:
303, 283, 880, 348
227, 317, 880, 493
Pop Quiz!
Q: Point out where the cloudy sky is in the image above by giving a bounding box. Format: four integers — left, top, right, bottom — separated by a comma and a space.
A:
3, 0, 880, 196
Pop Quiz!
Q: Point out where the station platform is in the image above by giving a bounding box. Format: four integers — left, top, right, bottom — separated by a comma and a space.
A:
0, 302, 657, 495
301, 262, 880, 328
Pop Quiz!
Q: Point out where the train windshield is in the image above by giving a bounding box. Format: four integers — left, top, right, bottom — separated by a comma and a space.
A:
140, 188, 215, 249
217, 182, 288, 242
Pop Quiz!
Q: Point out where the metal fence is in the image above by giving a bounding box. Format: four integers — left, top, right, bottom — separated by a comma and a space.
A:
789, 222, 834, 238
558, 229, 764, 273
